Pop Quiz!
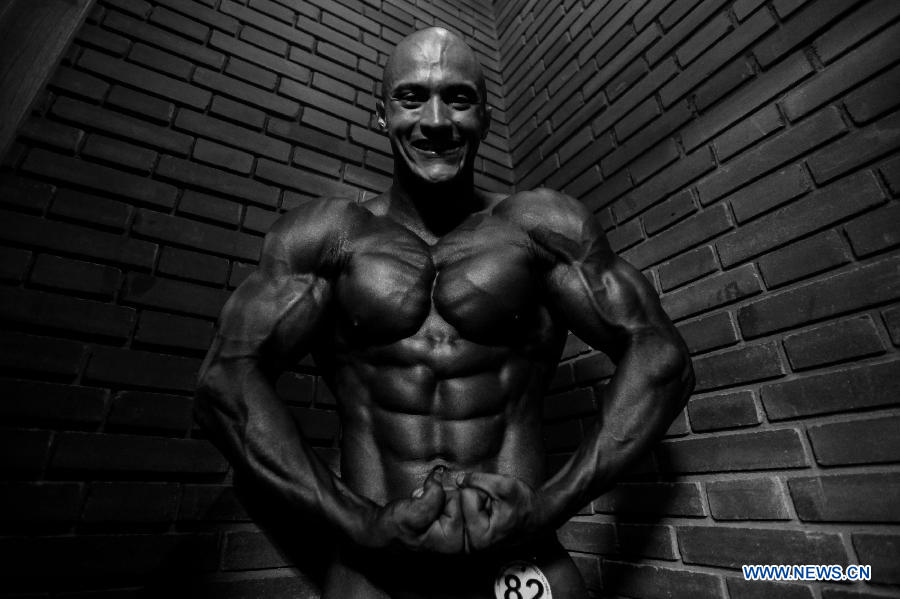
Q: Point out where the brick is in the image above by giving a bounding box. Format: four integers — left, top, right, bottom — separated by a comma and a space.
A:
677, 13, 731, 67
844, 63, 900, 124
82, 482, 179, 522
789, 472, 900, 522
0, 287, 134, 340
758, 229, 850, 288
679, 526, 847, 568
129, 42, 193, 80
682, 52, 814, 151
0, 429, 52, 473
715, 105, 783, 162
706, 477, 790, 520
193, 138, 254, 175
343, 165, 391, 192
606, 219, 643, 253
593, 482, 705, 517
157, 155, 280, 207
159, 246, 229, 285
0, 173, 56, 213
781, 20, 900, 121
224, 531, 290, 570
52, 96, 192, 155
727, 578, 813, 599
82, 134, 158, 174
154, 0, 240, 34
658, 428, 806, 473
257, 159, 360, 200
0, 247, 31, 281
18, 118, 84, 153
614, 146, 715, 224
694, 58, 755, 111
699, 106, 846, 204
662, 263, 761, 321
0, 482, 83, 523
642, 189, 695, 235
209, 31, 309, 84
689, 390, 759, 432
808, 415, 900, 466
250, 0, 294, 23
175, 109, 289, 162
0, 209, 156, 269
660, 10, 775, 106
624, 203, 732, 269
49, 66, 110, 102
808, 111, 900, 184
108, 389, 194, 433
179, 484, 249, 521
225, 57, 277, 90
754, 0, 858, 67
847, 202, 900, 259
136, 309, 215, 352
614, 98, 660, 143
739, 256, 900, 338
210, 95, 266, 129
601, 561, 725, 599
77, 23, 131, 56
761, 359, 900, 420
694, 341, 785, 391
79, 48, 211, 109
784, 315, 884, 370
122, 273, 229, 319
243, 206, 280, 234
221, 0, 314, 50
229, 262, 256, 288
293, 148, 343, 178
658, 244, 718, 291
677, 311, 739, 354
50, 188, 131, 232
719, 170, 883, 267
884, 306, 900, 346
106, 0, 151, 19
86, 346, 201, 392
107, 86, 175, 124
852, 534, 900, 584
133, 210, 262, 260
193, 68, 299, 117
558, 520, 616, 554
240, 25, 289, 56
616, 524, 677, 560
104, 10, 224, 68
150, 5, 208, 41
602, 101, 692, 181
0, 332, 86, 378
0, 533, 218, 577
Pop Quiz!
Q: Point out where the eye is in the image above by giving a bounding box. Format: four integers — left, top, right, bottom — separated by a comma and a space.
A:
394, 90, 424, 108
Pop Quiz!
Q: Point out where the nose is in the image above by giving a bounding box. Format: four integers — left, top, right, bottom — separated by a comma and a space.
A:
420, 95, 451, 135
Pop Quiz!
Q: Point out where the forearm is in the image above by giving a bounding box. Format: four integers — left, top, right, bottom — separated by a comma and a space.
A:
195, 359, 374, 538
538, 330, 693, 526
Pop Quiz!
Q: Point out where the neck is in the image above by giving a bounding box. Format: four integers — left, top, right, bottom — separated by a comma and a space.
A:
388, 171, 481, 237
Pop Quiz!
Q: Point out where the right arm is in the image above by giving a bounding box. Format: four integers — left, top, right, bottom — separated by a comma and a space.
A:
195, 199, 461, 551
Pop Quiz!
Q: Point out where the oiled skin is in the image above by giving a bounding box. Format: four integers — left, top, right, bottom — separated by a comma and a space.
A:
196, 187, 693, 598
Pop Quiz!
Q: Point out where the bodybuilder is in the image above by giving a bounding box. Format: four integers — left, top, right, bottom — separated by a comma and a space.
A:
196, 27, 694, 599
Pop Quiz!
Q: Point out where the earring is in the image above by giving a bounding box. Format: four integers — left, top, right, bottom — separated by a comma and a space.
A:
377, 119, 386, 129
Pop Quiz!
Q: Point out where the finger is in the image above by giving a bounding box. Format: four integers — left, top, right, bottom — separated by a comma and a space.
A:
459, 487, 491, 546
458, 471, 515, 500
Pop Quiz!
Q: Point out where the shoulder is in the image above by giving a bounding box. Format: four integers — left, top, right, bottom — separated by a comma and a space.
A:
492, 188, 608, 261
261, 197, 372, 274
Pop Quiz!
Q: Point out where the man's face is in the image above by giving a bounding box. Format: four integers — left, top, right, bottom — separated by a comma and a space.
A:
378, 33, 491, 186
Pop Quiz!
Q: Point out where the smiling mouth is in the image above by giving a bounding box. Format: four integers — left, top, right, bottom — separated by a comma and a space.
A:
409, 140, 463, 156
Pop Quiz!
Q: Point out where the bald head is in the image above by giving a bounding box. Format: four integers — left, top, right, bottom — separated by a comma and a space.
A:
381, 27, 486, 104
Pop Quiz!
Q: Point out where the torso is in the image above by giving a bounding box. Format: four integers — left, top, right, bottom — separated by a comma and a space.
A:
308, 192, 588, 598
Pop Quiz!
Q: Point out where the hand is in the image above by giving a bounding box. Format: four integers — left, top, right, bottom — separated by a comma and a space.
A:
457, 472, 548, 552
360, 466, 465, 553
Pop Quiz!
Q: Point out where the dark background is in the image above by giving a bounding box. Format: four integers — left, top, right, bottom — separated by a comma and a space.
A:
1, 0, 898, 597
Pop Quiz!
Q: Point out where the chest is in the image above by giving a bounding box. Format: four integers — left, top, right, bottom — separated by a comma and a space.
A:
333, 216, 546, 344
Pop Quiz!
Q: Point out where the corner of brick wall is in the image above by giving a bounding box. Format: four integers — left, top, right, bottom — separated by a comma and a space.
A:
496, 0, 900, 596
0, 0, 509, 596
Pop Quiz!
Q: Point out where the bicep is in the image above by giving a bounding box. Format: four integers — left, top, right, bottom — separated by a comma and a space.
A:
546, 246, 676, 363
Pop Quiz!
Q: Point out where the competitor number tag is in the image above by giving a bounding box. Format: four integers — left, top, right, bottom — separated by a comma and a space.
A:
493, 560, 552, 599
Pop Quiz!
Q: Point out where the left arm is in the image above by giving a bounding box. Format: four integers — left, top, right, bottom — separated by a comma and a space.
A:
459, 190, 694, 549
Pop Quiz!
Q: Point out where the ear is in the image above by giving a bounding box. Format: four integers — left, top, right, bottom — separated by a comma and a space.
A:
481, 105, 492, 140
375, 99, 387, 131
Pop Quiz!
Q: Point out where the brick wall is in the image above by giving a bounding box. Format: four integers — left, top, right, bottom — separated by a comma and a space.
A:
3, 0, 900, 597
496, 0, 900, 597
0, 0, 508, 595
